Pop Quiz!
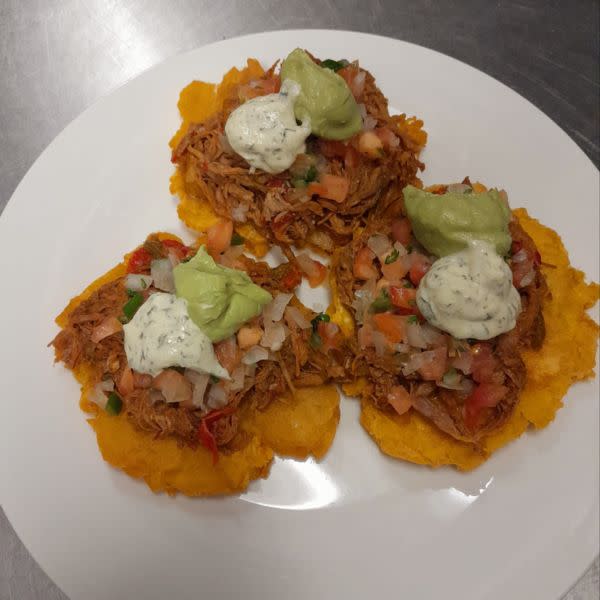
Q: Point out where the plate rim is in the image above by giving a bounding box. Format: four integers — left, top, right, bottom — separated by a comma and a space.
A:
0, 28, 598, 600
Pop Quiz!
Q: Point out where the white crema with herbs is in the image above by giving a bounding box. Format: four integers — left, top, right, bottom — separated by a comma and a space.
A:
416, 240, 521, 340
224, 79, 311, 174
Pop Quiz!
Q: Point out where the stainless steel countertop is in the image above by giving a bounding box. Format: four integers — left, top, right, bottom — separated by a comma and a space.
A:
0, 1, 598, 599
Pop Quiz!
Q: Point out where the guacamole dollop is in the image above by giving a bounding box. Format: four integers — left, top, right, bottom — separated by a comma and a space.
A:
280, 48, 361, 140
173, 247, 272, 342
403, 185, 512, 257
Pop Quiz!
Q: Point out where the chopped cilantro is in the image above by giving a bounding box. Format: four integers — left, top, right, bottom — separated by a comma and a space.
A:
311, 313, 330, 331
320, 59, 347, 71
310, 331, 323, 349
370, 289, 392, 313
385, 248, 399, 264
305, 165, 318, 183
231, 232, 245, 246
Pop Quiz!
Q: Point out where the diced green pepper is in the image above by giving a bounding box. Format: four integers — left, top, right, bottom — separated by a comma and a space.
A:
122, 292, 144, 321
320, 59, 348, 72
292, 178, 308, 188
370, 289, 392, 313
106, 392, 122, 415
231, 233, 245, 246
310, 331, 323, 349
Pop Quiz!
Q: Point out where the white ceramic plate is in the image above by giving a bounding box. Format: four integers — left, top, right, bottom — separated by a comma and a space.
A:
0, 30, 597, 600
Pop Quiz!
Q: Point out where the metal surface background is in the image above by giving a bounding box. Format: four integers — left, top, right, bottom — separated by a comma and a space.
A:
0, 1, 598, 599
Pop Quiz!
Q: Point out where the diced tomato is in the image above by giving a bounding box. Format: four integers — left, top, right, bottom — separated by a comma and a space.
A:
409, 254, 431, 286
337, 65, 357, 87
372, 313, 407, 343
237, 326, 263, 350
238, 77, 281, 101
305, 181, 325, 196
391, 218, 412, 246
270, 211, 295, 243
198, 420, 219, 464
387, 385, 412, 416
161, 239, 189, 260
309, 174, 349, 203
318, 139, 361, 169
338, 65, 365, 99
280, 264, 302, 291
318, 321, 343, 351
197, 404, 237, 465
267, 177, 286, 188
207, 221, 233, 257
153, 370, 193, 405
344, 145, 361, 169
389, 286, 417, 310
214, 336, 240, 373
358, 131, 384, 158
470, 343, 499, 384
417, 346, 447, 381
465, 383, 508, 429
127, 247, 152, 274
375, 127, 400, 149
132, 371, 153, 389
381, 255, 410, 282
296, 253, 327, 287
512, 254, 536, 288
353, 247, 378, 280
318, 139, 348, 159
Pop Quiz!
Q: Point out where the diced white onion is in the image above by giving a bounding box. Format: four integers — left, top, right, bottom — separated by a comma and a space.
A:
372, 330, 388, 356
353, 71, 366, 96
261, 321, 288, 351
231, 203, 248, 222
367, 234, 392, 258
447, 183, 471, 194
285, 306, 312, 330
242, 345, 270, 365
125, 274, 153, 292
228, 365, 246, 392
89, 383, 108, 410
150, 259, 175, 292
185, 369, 210, 408
519, 270, 535, 287
402, 351, 429, 376
263, 293, 293, 323
420, 324, 446, 347
394, 343, 411, 353
451, 351, 473, 375
512, 249, 528, 263
406, 322, 427, 349
206, 385, 228, 409
393, 241, 408, 256
100, 379, 115, 392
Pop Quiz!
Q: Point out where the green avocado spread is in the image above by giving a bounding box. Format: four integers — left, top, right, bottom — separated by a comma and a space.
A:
280, 48, 361, 140
173, 247, 272, 342
403, 185, 511, 257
